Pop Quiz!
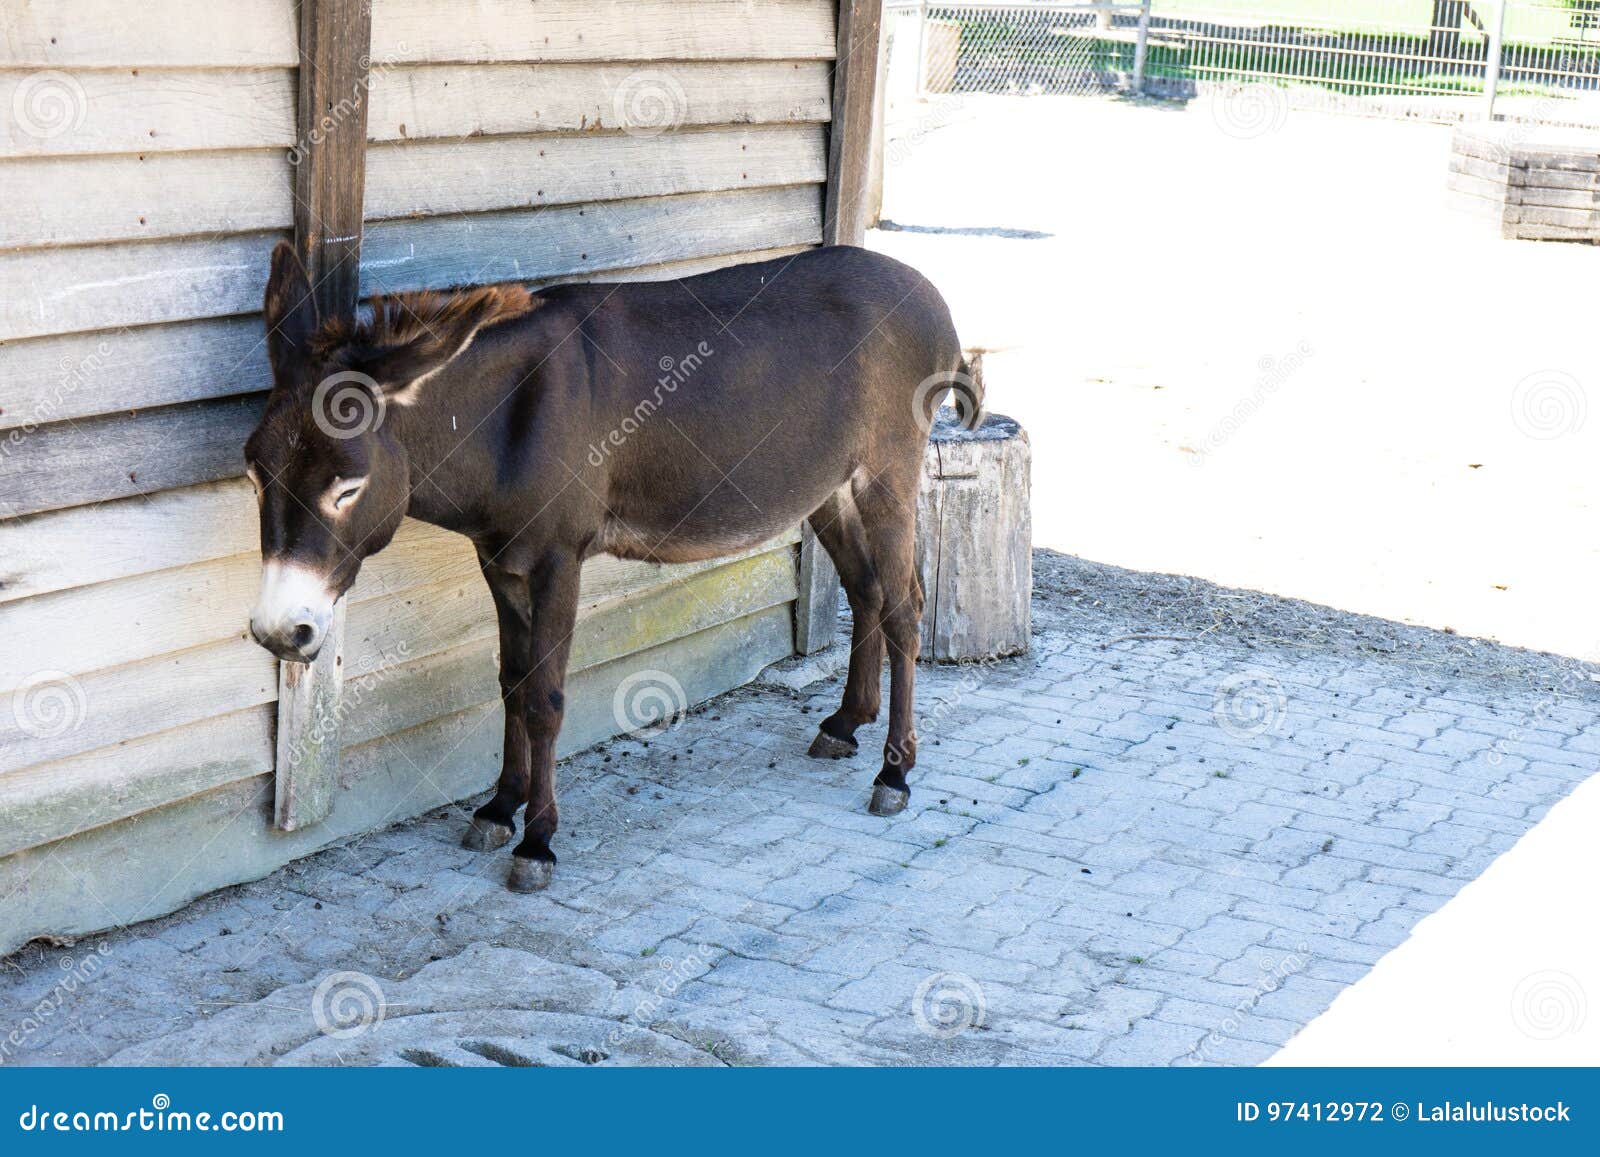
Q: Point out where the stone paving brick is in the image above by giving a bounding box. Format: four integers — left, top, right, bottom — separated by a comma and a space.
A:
1095, 1017, 1209, 1065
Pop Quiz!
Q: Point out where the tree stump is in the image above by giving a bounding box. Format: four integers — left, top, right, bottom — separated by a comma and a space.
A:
915, 410, 1032, 662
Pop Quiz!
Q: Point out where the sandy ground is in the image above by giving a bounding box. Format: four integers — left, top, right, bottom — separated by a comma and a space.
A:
868, 92, 1600, 663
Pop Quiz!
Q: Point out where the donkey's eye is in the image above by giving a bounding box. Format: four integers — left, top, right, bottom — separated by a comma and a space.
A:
331, 480, 366, 512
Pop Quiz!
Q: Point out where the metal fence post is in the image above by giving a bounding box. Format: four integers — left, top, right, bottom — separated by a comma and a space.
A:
1133, 0, 1152, 95
914, 0, 929, 97
1484, 0, 1506, 120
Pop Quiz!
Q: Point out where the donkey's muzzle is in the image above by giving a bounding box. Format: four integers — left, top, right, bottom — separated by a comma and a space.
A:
250, 559, 335, 664
249, 618, 325, 664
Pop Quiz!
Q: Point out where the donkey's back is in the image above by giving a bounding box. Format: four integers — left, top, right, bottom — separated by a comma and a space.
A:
548, 246, 968, 566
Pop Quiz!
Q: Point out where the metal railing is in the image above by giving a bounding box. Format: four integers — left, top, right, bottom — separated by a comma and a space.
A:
886, 1, 1600, 125
887, 1, 1154, 96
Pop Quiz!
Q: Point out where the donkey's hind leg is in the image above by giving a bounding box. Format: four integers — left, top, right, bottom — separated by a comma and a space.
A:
853, 473, 924, 817
805, 488, 885, 760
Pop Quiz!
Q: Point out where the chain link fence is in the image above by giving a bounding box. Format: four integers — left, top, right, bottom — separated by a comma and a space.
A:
884, 1, 1600, 125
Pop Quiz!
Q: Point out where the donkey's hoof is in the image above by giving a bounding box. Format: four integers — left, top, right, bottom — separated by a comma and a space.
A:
807, 730, 859, 760
868, 783, 910, 816
463, 817, 515, 851
508, 856, 554, 893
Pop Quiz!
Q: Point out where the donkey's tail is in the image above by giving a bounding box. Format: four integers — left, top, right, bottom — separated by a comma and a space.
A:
953, 351, 986, 431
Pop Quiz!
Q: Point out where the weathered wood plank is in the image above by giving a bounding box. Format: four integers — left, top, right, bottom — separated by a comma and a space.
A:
0, 395, 263, 520
357, 185, 823, 298
0, 69, 296, 158
1, 149, 293, 248
0, 603, 794, 951
368, 60, 831, 142
0, 636, 275, 777
1, 186, 821, 340
0, 552, 260, 691
1, 0, 836, 69
0, 704, 276, 861
0, 480, 255, 605
0, 1, 298, 68
0, 317, 270, 434
3, 122, 826, 250
369, 0, 837, 65
0, 231, 279, 342
365, 124, 825, 223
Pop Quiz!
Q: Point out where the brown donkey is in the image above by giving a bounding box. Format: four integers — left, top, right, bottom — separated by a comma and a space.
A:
245, 241, 978, 891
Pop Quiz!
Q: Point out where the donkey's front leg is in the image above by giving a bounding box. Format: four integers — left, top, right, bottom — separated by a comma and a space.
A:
463, 556, 537, 852
507, 549, 582, 893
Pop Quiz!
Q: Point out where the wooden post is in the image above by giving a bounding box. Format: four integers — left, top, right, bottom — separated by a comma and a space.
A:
865, 12, 891, 230
799, 0, 887, 655
1484, 0, 1505, 121
1133, 1, 1153, 95
274, 0, 372, 831
825, 0, 887, 249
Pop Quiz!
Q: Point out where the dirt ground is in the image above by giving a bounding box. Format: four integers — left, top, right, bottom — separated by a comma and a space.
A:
869, 92, 1600, 664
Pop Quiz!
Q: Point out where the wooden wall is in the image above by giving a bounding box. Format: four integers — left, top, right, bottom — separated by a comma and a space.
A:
0, 0, 838, 955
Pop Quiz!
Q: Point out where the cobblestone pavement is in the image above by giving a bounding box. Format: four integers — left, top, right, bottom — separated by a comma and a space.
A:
4, 552, 1597, 1066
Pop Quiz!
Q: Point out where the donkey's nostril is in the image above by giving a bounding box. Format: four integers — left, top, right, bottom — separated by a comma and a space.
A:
291, 623, 316, 650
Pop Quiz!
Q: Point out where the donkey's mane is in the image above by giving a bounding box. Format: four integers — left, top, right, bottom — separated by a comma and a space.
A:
310, 284, 538, 359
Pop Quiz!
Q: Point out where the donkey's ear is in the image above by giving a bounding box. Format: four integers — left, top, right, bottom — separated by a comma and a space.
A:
263, 240, 319, 372
353, 286, 534, 405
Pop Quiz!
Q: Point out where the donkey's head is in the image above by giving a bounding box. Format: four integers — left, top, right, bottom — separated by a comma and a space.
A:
245, 241, 533, 662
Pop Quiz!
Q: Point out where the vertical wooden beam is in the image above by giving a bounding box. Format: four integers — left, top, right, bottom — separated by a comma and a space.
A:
799, 0, 886, 655
274, 0, 372, 831
824, 0, 886, 249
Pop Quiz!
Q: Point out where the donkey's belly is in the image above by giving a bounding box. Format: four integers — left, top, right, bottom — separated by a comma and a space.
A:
596, 487, 831, 566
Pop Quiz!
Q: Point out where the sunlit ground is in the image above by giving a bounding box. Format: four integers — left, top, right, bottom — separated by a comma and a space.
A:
871, 90, 1600, 1064
870, 92, 1600, 663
